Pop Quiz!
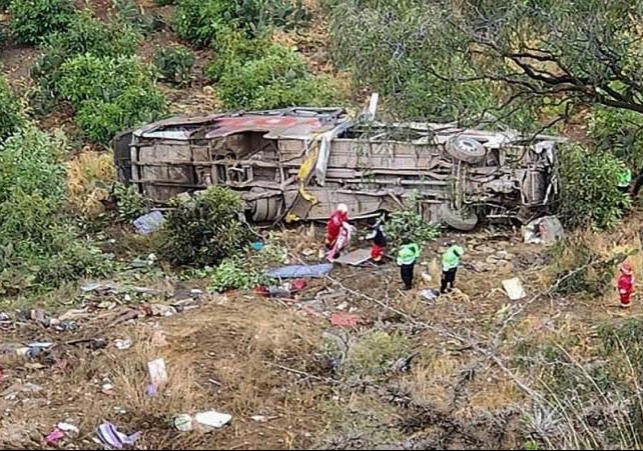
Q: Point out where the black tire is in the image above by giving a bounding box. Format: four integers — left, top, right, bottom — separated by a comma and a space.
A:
438, 204, 479, 231
445, 137, 486, 164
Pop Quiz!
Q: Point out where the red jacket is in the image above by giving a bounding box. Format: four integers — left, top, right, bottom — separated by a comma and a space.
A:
327, 210, 348, 240
618, 273, 634, 294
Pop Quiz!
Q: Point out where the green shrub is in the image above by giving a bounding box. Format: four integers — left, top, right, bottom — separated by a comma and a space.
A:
0, 76, 24, 143
113, 0, 164, 34
208, 258, 267, 292
175, 0, 240, 48
31, 12, 142, 100
557, 144, 629, 230
385, 191, 441, 246
76, 86, 167, 144
159, 186, 253, 267
8, 0, 75, 45
58, 54, 156, 107
0, 126, 110, 294
154, 46, 195, 85
113, 182, 150, 221
216, 43, 338, 109
204, 26, 270, 82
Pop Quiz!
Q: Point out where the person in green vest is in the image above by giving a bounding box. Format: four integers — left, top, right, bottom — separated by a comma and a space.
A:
397, 237, 421, 291
441, 241, 464, 294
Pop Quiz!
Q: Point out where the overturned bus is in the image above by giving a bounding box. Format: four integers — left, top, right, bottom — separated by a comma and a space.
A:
113, 106, 561, 231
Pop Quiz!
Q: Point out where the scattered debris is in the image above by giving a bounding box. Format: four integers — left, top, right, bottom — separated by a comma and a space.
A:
334, 248, 372, 266
522, 215, 564, 244
251, 241, 264, 251
102, 383, 116, 396
45, 428, 65, 445
146, 384, 158, 397
56, 423, 79, 435
133, 211, 164, 235
266, 263, 333, 279
174, 414, 194, 432
420, 289, 439, 302
95, 422, 141, 449
256, 279, 308, 298
194, 411, 232, 429
502, 278, 527, 300
114, 339, 132, 350
250, 415, 278, 422
148, 358, 168, 389
144, 304, 178, 317
330, 313, 360, 328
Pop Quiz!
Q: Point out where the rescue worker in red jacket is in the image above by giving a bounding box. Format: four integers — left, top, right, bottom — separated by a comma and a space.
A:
618, 262, 635, 309
326, 203, 349, 250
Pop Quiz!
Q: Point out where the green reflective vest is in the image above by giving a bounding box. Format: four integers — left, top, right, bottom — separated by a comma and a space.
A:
397, 243, 420, 265
442, 245, 464, 271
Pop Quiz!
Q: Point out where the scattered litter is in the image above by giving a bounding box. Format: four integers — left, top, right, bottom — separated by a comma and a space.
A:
150, 330, 168, 347
98, 301, 117, 310
144, 304, 178, 317
266, 263, 333, 279
133, 211, 164, 235
174, 414, 193, 432
148, 358, 168, 388
420, 289, 439, 302
335, 301, 348, 311
302, 248, 316, 257
57, 423, 79, 435
67, 338, 108, 350
522, 215, 564, 244
502, 278, 527, 300
421, 272, 432, 283
145, 384, 158, 397
114, 339, 132, 350
45, 428, 64, 445
96, 422, 141, 449
251, 415, 268, 423
251, 241, 264, 251
295, 299, 326, 314
55, 319, 78, 332
333, 248, 372, 266
102, 383, 116, 396
194, 410, 232, 429
330, 313, 360, 328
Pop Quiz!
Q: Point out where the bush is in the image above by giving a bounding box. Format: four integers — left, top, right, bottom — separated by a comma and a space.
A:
557, 144, 629, 230
385, 192, 441, 246
154, 46, 195, 85
215, 43, 338, 109
76, 86, 167, 144
0, 76, 24, 143
8, 0, 75, 45
58, 54, 156, 107
208, 258, 267, 292
31, 13, 142, 100
113, 0, 164, 34
204, 26, 270, 82
159, 186, 253, 267
175, 0, 241, 48
0, 126, 111, 294
113, 182, 150, 221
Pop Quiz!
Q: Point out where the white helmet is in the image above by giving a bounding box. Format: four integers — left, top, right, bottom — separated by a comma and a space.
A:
337, 203, 348, 213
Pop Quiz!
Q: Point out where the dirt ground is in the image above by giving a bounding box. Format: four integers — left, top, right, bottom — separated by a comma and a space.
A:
2, 219, 641, 450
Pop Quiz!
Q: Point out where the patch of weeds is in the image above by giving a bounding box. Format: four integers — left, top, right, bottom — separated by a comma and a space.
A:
153, 46, 196, 86
113, 182, 150, 221
386, 191, 441, 246
345, 330, 410, 377
206, 258, 270, 292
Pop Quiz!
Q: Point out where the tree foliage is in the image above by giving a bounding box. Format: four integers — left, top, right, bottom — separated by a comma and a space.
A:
158, 187, 253, 267
557, 144, 629, 230
154, 46, 196, 85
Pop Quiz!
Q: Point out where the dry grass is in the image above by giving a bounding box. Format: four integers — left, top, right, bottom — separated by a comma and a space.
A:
66, 149, 115, 218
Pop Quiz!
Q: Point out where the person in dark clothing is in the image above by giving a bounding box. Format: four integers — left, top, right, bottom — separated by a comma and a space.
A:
366, 216, 387, 264
397, 237, 421, 291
